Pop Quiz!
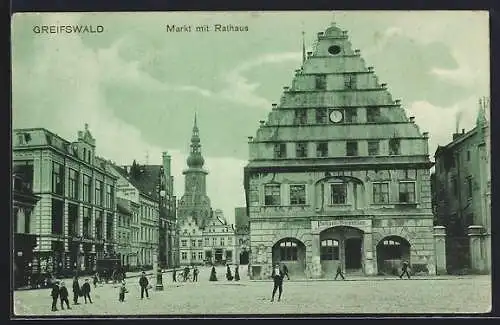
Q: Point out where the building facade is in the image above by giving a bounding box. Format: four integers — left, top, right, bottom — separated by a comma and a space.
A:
244, 23, 442, 279
433, 99, 491, 274
13, 125, 117, 276
13, 172, 40, 288
115, 197, 134, 267
235, 207, 250, 265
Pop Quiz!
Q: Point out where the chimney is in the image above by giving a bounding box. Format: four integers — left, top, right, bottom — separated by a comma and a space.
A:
259, 120, 266, 127
354, 49, 360, 55
462, 128, 465, 134
162, 151, 171, 177
368, 66, 374, 72
395, 99, 401, 105
380, 83, 387, 88
409, 116, 415, 123
422, 132, 429, 138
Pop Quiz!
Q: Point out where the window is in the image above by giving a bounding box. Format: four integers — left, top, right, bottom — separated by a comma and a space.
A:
290, 185, 306, 205
198, 252, 203, 260
95, 211, 103, 239
191, 252, 197, 260
368, 141, 380, 156
68, 169, 79, 200
316, 108, 327, 123
320, 239, 339, 260
346, 141, 358, 156
274, 143, 287, 159
51, 199, 64, 235
382, 239, 403, 258
315, 74, 326, 90
264, 184, 281, 206
467, 150, 471, 161
181, 252, 187, 260
52, 162, 64, 195
279, 241, 298, 261
95, 180, 103, 206
345, 109, 357, 123
398, 182, 416, 203
191, 240, 196, 247
198, 239, 203, 247
220, 237, 225, 246
82, 207, 92, 238
344, 74, 357, 89
467, 177, 473, 199
316, 142, 328, 157
389, 138, 401, 155
106, 213, 113, 241
205, 238, 209, 246
366, 107, 380, 123
451, 177, 458, 197
82, 175, 91, 203
373, 182, 389, 204
296, 142, 308, 158
105, 185, 114, 209
181, 240, 187, 247
331, 183, 347, 204
294, 109, 307, 125
212, 237, 216, 246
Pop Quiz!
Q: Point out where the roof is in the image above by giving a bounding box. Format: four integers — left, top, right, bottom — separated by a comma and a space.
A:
434, 127, 478, 157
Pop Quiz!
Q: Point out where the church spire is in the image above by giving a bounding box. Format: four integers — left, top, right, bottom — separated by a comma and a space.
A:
477, 96, 489, 128
187, 113, 205, 168
302, 29, 306, 64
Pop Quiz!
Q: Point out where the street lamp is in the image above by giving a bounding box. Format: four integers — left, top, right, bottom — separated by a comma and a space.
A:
155, 168, 166, 291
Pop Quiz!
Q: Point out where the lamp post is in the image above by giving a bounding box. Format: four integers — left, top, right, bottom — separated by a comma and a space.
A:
155, 168, 165, 291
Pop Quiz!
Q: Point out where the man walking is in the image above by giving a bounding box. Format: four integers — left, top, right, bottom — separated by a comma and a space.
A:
282, 264, 290, 280
399, 261, 411, 279
270, 263, 285, 302
193, 266, 199, 282
172, 268, 177, 282
81, 279, 93, 304
139, 271, 149, 299
72, 276, 80, 305
50, 281, 60, 311
335, 264, 345, 280
59, 281, 71, 310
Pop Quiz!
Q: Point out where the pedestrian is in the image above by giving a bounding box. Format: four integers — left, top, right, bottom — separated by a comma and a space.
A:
270, 263, 285, 302
50, 281, 60, 311
226, 264, 233, 281
93, 272, 99, 288
172, 268, 177, 282
193, 266, 199, 282
183, 266, 190, 282
234, 265, 240, 281
209, 265, 217, 281
139, 271, 149, 299
282, 264, 290, 280
399, 261, 411, 279
72, 276, 81, 305
335, 264, 345, 280
81, 279, 93, 304
59, 281, 71, 310
118, 281, 128, 302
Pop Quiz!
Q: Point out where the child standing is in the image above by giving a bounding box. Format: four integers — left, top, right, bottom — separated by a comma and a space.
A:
118, 281, 128, 302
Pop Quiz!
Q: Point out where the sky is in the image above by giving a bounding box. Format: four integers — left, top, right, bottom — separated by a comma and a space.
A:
11, 11, 490, 224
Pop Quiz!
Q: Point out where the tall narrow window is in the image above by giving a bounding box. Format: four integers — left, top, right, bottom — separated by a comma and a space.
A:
52, 162, 64, 195
467, 177, 473, 199
68, 169, 79, 200
366, 107, 380, 123
83, 175, 91, 203
345, 109, 358, 123
373, 182, 389, 204
82, 207, 92, 238
106, 213, 113, 240
368, 141, 380, 156
264, 184, 281, 206
95, 211, 103, 240
330, 183, 347, 204
289, 184, 306, 205
105, 185, 114, 208
316, 142, 328, 157
398, 182, 416, 203
451, 177, 458, 197
346, 141, 358, 156
279, 240, 298, 261
95, 180, 103, 206
344, 74, 357, 89
296, 142, 308, 158
320, 239, 339, 260
315, 74, 326, 90
316, 108, 327, 124
294, 109, 307, 125
274, 143, 287, 159
389, 138, 401, 155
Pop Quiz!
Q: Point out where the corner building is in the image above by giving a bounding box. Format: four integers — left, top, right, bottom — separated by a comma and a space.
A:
244, 23, 441, 279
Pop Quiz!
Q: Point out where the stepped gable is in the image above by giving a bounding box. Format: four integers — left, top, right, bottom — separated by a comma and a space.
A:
247, 22, 430, 169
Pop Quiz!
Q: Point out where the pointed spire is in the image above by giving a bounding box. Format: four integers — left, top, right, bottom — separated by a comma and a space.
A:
194, 111, 198, 130
477, 96, 489, 128
187, 112, 204, 168
330, 11, 337, 26
302, 29, 306, 64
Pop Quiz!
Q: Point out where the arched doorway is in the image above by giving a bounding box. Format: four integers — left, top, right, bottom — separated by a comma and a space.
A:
239, 248, 249, 265
320, 226, 364, 275
272, 238, 306, 276
376, 236, 411, 275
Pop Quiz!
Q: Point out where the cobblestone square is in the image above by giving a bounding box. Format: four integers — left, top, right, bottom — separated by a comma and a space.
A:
13, 267, 491, 316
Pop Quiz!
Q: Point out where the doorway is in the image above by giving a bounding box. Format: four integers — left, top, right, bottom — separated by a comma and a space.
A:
214, 249, 223, 265
239, 251, 249, 265
345, 238, 362, 269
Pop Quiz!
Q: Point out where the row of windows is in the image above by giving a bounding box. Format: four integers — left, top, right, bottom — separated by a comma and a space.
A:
264, 181, 416, 206
65, 203, 114, 240
181, 251, 205, 260
273, 138, 401, 159
181, 236, 233, 247
313, 74, 359, 91
294, 107, 385, 125
53, 162, 114, 208
449, 176, 474, 199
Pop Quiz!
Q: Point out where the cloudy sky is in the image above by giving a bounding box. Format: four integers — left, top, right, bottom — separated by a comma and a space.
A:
12, 11, 489, 223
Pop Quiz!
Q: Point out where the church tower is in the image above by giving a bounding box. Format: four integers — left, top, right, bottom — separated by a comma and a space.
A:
177, 114, 212, 228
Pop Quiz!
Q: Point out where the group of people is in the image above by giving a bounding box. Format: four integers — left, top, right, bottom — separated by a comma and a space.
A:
50, 276, 93, 311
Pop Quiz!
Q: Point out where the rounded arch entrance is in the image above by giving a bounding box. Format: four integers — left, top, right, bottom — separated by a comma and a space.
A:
272, 237, 306, 275
320, 226, 364, 274
376, 236, 411, 275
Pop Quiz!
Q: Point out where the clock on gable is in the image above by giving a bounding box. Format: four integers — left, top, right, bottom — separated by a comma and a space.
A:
329, 109, 344, 123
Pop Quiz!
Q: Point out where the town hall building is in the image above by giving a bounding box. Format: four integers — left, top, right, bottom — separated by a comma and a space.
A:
244, 22, 445, 279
